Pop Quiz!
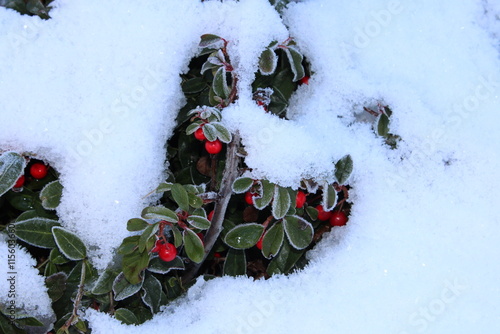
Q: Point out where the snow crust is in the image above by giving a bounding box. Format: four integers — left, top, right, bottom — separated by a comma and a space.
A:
0, 0, 499, 333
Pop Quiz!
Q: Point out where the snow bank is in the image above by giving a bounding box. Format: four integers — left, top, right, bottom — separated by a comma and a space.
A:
1, 0, 499, 333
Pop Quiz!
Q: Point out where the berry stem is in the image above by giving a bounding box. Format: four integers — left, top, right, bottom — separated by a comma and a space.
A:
182, 131, 241, 284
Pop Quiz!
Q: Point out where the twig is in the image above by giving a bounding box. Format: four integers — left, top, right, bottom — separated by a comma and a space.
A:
60, 259, 87, 331
182, 131, 241, 284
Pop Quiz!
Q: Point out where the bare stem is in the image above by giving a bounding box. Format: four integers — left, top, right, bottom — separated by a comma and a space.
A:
182, 131, 241, 284
60, 260, 87, 331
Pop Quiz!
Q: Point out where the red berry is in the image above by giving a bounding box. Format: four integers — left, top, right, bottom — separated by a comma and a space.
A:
245, 192, 256, 205
316, 205, 332, 221
13, 175, 25, 188
151, 239, 164, 253
194, 127, 206, 141
329, 211, 348, 227
208, 210, 214, 221
158, 243, 177, 262
205, 140, 222, 154
299, 76, 310, 85
30, 163, 48, 179
256, 235, 264, 250
214, 252, 222, 258
295, 191, 307, 208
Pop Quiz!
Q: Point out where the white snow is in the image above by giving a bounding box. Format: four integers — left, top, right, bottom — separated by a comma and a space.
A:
1, 0, 499, 333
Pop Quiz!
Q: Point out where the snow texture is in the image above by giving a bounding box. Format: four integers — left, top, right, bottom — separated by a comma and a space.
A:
0, 0, 499, 333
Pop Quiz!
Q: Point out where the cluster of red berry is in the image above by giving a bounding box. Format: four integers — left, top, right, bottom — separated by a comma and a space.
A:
13, 161, 49, 189
151, 239, 177, 262
193, 126, 223, 155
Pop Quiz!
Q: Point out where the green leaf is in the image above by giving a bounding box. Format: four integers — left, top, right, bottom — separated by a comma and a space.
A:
199, 34, 223, 48
284, 46, 305, 82
322, 183, 337, 211
92, 268, 119, 295
253, 180, 274, 209
259, 48, 278, 75
267, 239, 305, 275
141, 206, 178, 223
0, 151, 25, 197
122, 250, 149, 285
113, 272, 143, 301
232, 177, 254, 194
283, 215, 313, 250
39, 180, 63, 210
212, 122, 232, 143
0, 313, 16, 334
45, 272, 67, 303
187, 215, 211, 230
213, 66, 230, 99
224, 223, 264, 249
114, 308, 140, 325
188, 192, 203, 209
141, 272, 162, 313
223, 248, 247, 276
272, 185, 291, 219
305, 206, 319, 221
127, 218, 149, 231
49, 247, 69, 265
171, 225, 183, 248
183, 229, 204, 263
182, 77, 207, 94
52, 227, 87, 260
262, 221, 284, 259
138, 223, 158, 253
171, 183, 190, 212
202, 123, 218, 142
156, 182, 173, 193
147, 256, 185, 274
186, 121, 203, 136
334, 155, 353, 185
14, 218, 60, 248
377, 113, 390, 137
14, 316, 44, 327
117, 235, 140, 255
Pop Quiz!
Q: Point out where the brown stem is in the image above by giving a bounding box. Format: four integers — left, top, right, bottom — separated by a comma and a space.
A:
182, 132, 241, 284
60, 259, 87, 331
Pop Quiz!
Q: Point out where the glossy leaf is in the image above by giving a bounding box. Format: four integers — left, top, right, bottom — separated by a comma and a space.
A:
14, 218, 60, 248
232, 177, 254, 194
147, 256, 185, 274
0, 151, 25, 197
45, 272, 67, 303
122, 250, 149, 285
262, 221, 284, 259
127, 218, 149, 231
52, 226, 87, 260
322, 183, 337, 211
377, 113, 390, 137
141, 206, 178, 223
49, 247, 69, 265
39, 180, 63, 210
171, 183, 190, 212
117, 235, 140, 255
284, 46, 305, 82
223, 248, 247, 276
141, 272, 162, 313
224, 223, 264, 249
253, 179, 274, 209
272, 185, 291, 219
171, 225, 183, 248
188, 192, 203, 209
334, 155, 353, 185
183, 229, 204, 263
283, 215, 313, 250
187, 215, 211, 230
259, 48, 278, 75
115, 308, 140, 325
182, 77, 206, 94
92, 268, 119, 295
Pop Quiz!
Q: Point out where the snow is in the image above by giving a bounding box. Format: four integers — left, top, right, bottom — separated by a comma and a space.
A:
1, 0, 499, 333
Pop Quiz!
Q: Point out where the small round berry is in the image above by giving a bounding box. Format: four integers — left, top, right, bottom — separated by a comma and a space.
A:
329, 211, 348, 227
299, 76, 310, 85
205, 140, 222, 154
151, 239, 164, 253
214, 252, 222, 258
30, 163, 48, 179
256, 235, 264, 250
207, 210, 214, 221
194, 127, 206, 141
158, 243, 177, 262
13, 175, 25, 188
245, 192, 256, 205
295, 191, 307, 208
316, 205, 332, 221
